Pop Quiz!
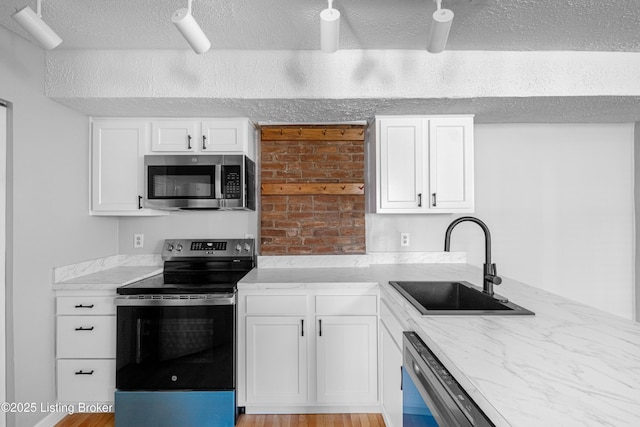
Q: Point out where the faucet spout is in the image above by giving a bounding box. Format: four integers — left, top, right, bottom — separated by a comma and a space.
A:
444, 216, 502, 296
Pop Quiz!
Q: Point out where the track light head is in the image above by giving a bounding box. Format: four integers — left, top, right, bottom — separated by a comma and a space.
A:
11, 1, 62, 50
427, 0, 454, 54
172, 0, 211, 54
320, 0, 340, 53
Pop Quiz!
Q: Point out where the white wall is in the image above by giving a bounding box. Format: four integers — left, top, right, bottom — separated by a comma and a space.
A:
368, 123, 635, 319
0, 27, 119, 427
117, 211, 258, 254
635, 122, 639, 322
1, 102, 7, 427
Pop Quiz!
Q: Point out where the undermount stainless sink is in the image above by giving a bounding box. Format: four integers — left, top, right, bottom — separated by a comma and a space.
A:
389, 281, 535, 316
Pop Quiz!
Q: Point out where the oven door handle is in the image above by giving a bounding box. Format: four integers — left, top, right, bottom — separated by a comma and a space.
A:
114, 294, 236, 306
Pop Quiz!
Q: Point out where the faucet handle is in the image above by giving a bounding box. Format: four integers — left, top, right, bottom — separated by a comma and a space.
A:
485, 263, 502, 285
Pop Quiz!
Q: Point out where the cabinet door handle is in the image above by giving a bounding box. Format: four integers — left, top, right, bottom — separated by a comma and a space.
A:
202, 135, 207, 150
432, 193, 437, 207
400, 366, 403, 390
74, 326, 94, 331
301, 319, 304, 337
74, 304, 94, 309
138, 195, 143, 209
418, 193, 422, 207
187, 135, 192, 149
75, 370, 94, 375
318, 319, 322, 337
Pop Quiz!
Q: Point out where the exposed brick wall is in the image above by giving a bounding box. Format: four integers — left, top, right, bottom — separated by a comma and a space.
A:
260, 126, 366, 255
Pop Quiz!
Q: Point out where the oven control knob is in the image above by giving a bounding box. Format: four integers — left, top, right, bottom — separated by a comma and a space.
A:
166, 244, 174, 252
235, 244, 242, 252
244, 243, 251, 252
176, 244, 183, 252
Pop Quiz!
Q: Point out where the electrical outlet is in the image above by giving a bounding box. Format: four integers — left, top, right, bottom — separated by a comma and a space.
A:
134, 233, 144, 249
400, 233, 410, 247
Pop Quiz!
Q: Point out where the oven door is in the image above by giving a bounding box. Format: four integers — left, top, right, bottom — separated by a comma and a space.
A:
115, 295, 235, 391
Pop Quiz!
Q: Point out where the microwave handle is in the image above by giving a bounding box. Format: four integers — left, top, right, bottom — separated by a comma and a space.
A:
202, 135, 207, 150
215, 166, 223, 199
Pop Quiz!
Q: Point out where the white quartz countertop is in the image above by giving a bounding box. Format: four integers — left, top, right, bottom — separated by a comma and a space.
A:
239, 263, 640, 427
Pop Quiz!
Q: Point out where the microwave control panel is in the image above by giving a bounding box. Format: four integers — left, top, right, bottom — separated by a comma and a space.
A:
222, 165, 242, 199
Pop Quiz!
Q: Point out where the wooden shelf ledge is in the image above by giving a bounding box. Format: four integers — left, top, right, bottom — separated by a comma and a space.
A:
261, 183, 365, 195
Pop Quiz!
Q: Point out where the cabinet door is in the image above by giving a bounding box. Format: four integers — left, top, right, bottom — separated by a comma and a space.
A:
201, 120, 246, 152
377, 118, 426, 211
316, 316, 378, 404
91, 120, 147, 212
428, 117, 474, 211
151, 120, 198, 152
245, 316, 308, 404
381, 323, 403, 427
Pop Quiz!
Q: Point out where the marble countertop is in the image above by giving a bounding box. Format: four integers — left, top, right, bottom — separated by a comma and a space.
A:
53, 254, 162, 290
53, 266, 162, 290
239, 263, 640, 427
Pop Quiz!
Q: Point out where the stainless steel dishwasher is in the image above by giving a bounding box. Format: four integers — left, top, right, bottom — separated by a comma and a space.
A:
402, 332, 495, 427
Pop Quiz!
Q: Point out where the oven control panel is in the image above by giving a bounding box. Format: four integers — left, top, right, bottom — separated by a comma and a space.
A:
162, 238, 255, 259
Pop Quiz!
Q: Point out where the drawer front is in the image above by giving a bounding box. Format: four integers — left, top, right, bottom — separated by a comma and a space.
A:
315, 295, 378, 315
57, 359, 115, 403
245, 295, 307, 315
57, 296, 115, 315
57, 316, 116, 358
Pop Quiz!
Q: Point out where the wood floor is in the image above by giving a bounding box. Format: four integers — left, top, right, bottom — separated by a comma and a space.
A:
55, 413, 385, 427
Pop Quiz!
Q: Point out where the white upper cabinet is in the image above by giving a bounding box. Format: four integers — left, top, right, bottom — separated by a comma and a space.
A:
377, 118, 426, 210
428, 117, 474, 211
91, 120, 165, 216
151, 118, 255, 158
201, 120, 252, 154
151, 120, 198, 152
373, 115, 474, 214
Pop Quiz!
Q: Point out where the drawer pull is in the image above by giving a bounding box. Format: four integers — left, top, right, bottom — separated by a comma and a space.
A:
74, 326, 95, 331
74, 304, 95, 309
74, 370, 94, 375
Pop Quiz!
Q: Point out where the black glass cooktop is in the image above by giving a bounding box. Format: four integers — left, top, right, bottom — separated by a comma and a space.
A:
117, 273, 238, 295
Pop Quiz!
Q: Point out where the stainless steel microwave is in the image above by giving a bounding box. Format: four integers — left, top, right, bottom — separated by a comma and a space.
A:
144, 155, 255, 211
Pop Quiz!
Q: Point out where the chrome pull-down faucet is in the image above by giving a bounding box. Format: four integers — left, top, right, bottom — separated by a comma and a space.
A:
444, 216, 503, 297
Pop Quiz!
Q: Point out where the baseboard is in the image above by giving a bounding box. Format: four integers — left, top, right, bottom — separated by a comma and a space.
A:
33, 412, 66, 427
244, 404, 382, 414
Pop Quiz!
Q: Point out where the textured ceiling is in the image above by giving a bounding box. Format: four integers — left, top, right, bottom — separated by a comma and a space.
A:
1, 0, 639, 52
2, 1, 640, 123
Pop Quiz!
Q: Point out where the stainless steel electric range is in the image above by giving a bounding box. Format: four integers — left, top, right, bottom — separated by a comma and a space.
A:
114, 238, 255, 427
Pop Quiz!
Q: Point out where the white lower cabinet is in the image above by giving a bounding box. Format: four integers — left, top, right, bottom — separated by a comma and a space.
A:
239, 289, 379, 412
57, 359, 115, 403
380, 300, 404, 427
316, 315, 378, 404
55, 292, 116, 407
381, 324, 403, 427
245, 316, 308, 404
